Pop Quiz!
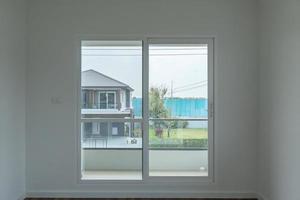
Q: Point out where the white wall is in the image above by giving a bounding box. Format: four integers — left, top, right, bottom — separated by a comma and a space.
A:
26, 0, 259, 197
0, 0, 27, 199
258, 0, 300, 199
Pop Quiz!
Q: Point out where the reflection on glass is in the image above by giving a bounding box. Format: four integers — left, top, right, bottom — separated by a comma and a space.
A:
148, 44, 209, 176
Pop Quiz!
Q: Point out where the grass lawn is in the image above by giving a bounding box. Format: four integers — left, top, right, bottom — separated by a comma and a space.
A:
149, 128, 207, 140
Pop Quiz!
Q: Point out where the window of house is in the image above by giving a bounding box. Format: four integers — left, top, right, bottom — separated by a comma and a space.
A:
79, 38, 214, 181
99, 92, 107, 109
95, 91, 117, 109
107, 92, 116, 109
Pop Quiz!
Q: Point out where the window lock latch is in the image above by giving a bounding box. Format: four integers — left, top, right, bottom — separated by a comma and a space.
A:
209, 102, 214, 118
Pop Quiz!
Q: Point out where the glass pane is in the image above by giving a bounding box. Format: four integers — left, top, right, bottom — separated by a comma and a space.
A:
149, 120, 208, 176
148, 43, 209, 177
107, 93, 115, 109
81, 121, 142, 180
81, 40, 143, 180
99, 93, 106, 109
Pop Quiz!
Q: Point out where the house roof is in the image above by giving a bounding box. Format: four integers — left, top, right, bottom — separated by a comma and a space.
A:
81, 69, 134, 91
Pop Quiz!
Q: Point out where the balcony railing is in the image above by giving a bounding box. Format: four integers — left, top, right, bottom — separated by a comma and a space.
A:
82, 103, 117, 109
81, 118, 208, 150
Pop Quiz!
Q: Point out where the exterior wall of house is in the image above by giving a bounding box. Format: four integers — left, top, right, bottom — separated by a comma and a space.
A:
120, 90, 127, 110
82, 87, 131, 138
116, 89, 121, 110
84, 122, 125, 137
126, 90, 131, 108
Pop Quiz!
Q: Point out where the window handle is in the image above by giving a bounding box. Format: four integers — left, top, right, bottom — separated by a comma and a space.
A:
209, 102, 214, 118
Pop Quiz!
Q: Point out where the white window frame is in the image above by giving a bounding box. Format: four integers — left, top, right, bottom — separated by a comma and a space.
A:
76, 36, 214, 184
98, 91, 117, 109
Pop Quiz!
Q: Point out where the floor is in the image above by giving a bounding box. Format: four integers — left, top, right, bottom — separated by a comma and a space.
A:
81, 170, 208, 180
25, 198, 258, 200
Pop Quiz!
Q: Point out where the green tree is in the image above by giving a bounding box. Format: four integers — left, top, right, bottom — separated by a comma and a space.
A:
149, 86, 168, 137
149, 86, 188, 138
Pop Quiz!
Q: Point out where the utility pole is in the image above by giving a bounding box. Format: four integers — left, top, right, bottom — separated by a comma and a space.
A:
170, 80, 173, 118
171, 80, 173, 99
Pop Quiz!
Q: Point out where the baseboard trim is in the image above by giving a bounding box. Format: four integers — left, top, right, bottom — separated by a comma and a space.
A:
26, 191, 259, 199
18, 193, 26, 200
256, 193, 267, 200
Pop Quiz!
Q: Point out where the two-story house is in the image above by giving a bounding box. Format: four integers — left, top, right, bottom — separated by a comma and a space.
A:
81, 69, 134, 141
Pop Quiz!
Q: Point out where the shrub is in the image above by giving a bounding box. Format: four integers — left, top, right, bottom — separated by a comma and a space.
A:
150, 138, 208, 150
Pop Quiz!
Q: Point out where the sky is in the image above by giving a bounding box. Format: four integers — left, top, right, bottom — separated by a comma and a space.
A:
81, 43, 208, 98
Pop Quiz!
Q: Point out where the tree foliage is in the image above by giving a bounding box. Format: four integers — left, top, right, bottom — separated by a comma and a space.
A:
149, 86, 168, 137
149, 86, 168, 118
149, 86, 188, 137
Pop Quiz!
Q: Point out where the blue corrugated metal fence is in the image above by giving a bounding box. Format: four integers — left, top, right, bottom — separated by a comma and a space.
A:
132, 97, 208, 118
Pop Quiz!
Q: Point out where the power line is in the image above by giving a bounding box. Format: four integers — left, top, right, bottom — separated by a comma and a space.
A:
173, 85, 207, 93
173, 83, 207, 93
173, 80, 207, 90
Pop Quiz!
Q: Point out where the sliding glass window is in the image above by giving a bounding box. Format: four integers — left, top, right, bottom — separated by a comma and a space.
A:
79, 38, 213, 181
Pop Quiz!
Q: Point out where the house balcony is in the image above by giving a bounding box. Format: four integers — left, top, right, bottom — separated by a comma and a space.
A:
81, 108, 131, 115
81, 103, 132, 116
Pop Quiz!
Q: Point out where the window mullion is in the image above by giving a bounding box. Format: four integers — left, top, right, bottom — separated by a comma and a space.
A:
142, 38, 149, 180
